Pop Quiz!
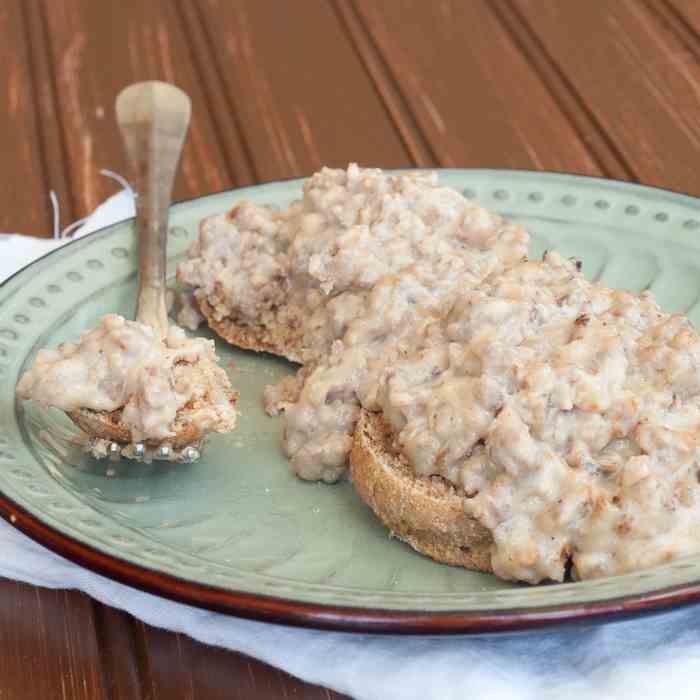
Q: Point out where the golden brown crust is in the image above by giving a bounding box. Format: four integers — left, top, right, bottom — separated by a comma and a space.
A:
350, 410, 493, 573
198, 298, 304, 364
67, 386, 238, 449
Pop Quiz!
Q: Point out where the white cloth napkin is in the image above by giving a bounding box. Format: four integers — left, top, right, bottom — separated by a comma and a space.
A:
3, 191, 700, 700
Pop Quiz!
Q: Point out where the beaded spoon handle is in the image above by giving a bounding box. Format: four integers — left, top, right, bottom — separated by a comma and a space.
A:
116, 81, 191, 338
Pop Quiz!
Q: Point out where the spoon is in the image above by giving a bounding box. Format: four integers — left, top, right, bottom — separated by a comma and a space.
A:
67, 81, 206, 462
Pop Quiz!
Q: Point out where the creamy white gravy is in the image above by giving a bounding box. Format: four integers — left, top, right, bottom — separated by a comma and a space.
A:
179, 165, 700, 582
16, 314, 237, 443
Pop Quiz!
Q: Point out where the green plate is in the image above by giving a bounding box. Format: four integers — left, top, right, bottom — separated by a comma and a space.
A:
3, 170, 700, 634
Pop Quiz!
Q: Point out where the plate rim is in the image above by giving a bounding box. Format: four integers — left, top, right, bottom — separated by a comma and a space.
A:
5, 168, 700, 634
3, 488, 700, 634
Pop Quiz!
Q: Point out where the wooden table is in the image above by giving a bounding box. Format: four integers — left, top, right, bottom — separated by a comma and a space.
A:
2, 0, 699, 696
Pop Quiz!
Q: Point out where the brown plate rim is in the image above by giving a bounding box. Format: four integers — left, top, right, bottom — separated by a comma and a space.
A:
3, 463, 700, 634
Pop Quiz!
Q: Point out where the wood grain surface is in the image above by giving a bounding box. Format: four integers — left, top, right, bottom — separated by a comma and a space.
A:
2, 0, 699, 697
0, 2, 52, 235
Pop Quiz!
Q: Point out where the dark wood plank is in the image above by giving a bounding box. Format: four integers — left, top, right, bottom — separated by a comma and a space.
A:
0, 1, 53, 236
137, 622, 348, 700
22, 0, 82, 226
0, 580, 107, 700
663, 0, 700, 30
174, 1, 257, 187
92, 604, 145, 699
38, 0, 236, 219
487, 0, 634, 181
510, 0, 700, 194
662, 0, 700, 52
332, 0, 435, 166
187, 0, 413, 179
350, 0, 602, 174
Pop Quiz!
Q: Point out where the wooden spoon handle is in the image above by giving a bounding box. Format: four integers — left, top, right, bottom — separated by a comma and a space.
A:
115, 82, 191, 337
